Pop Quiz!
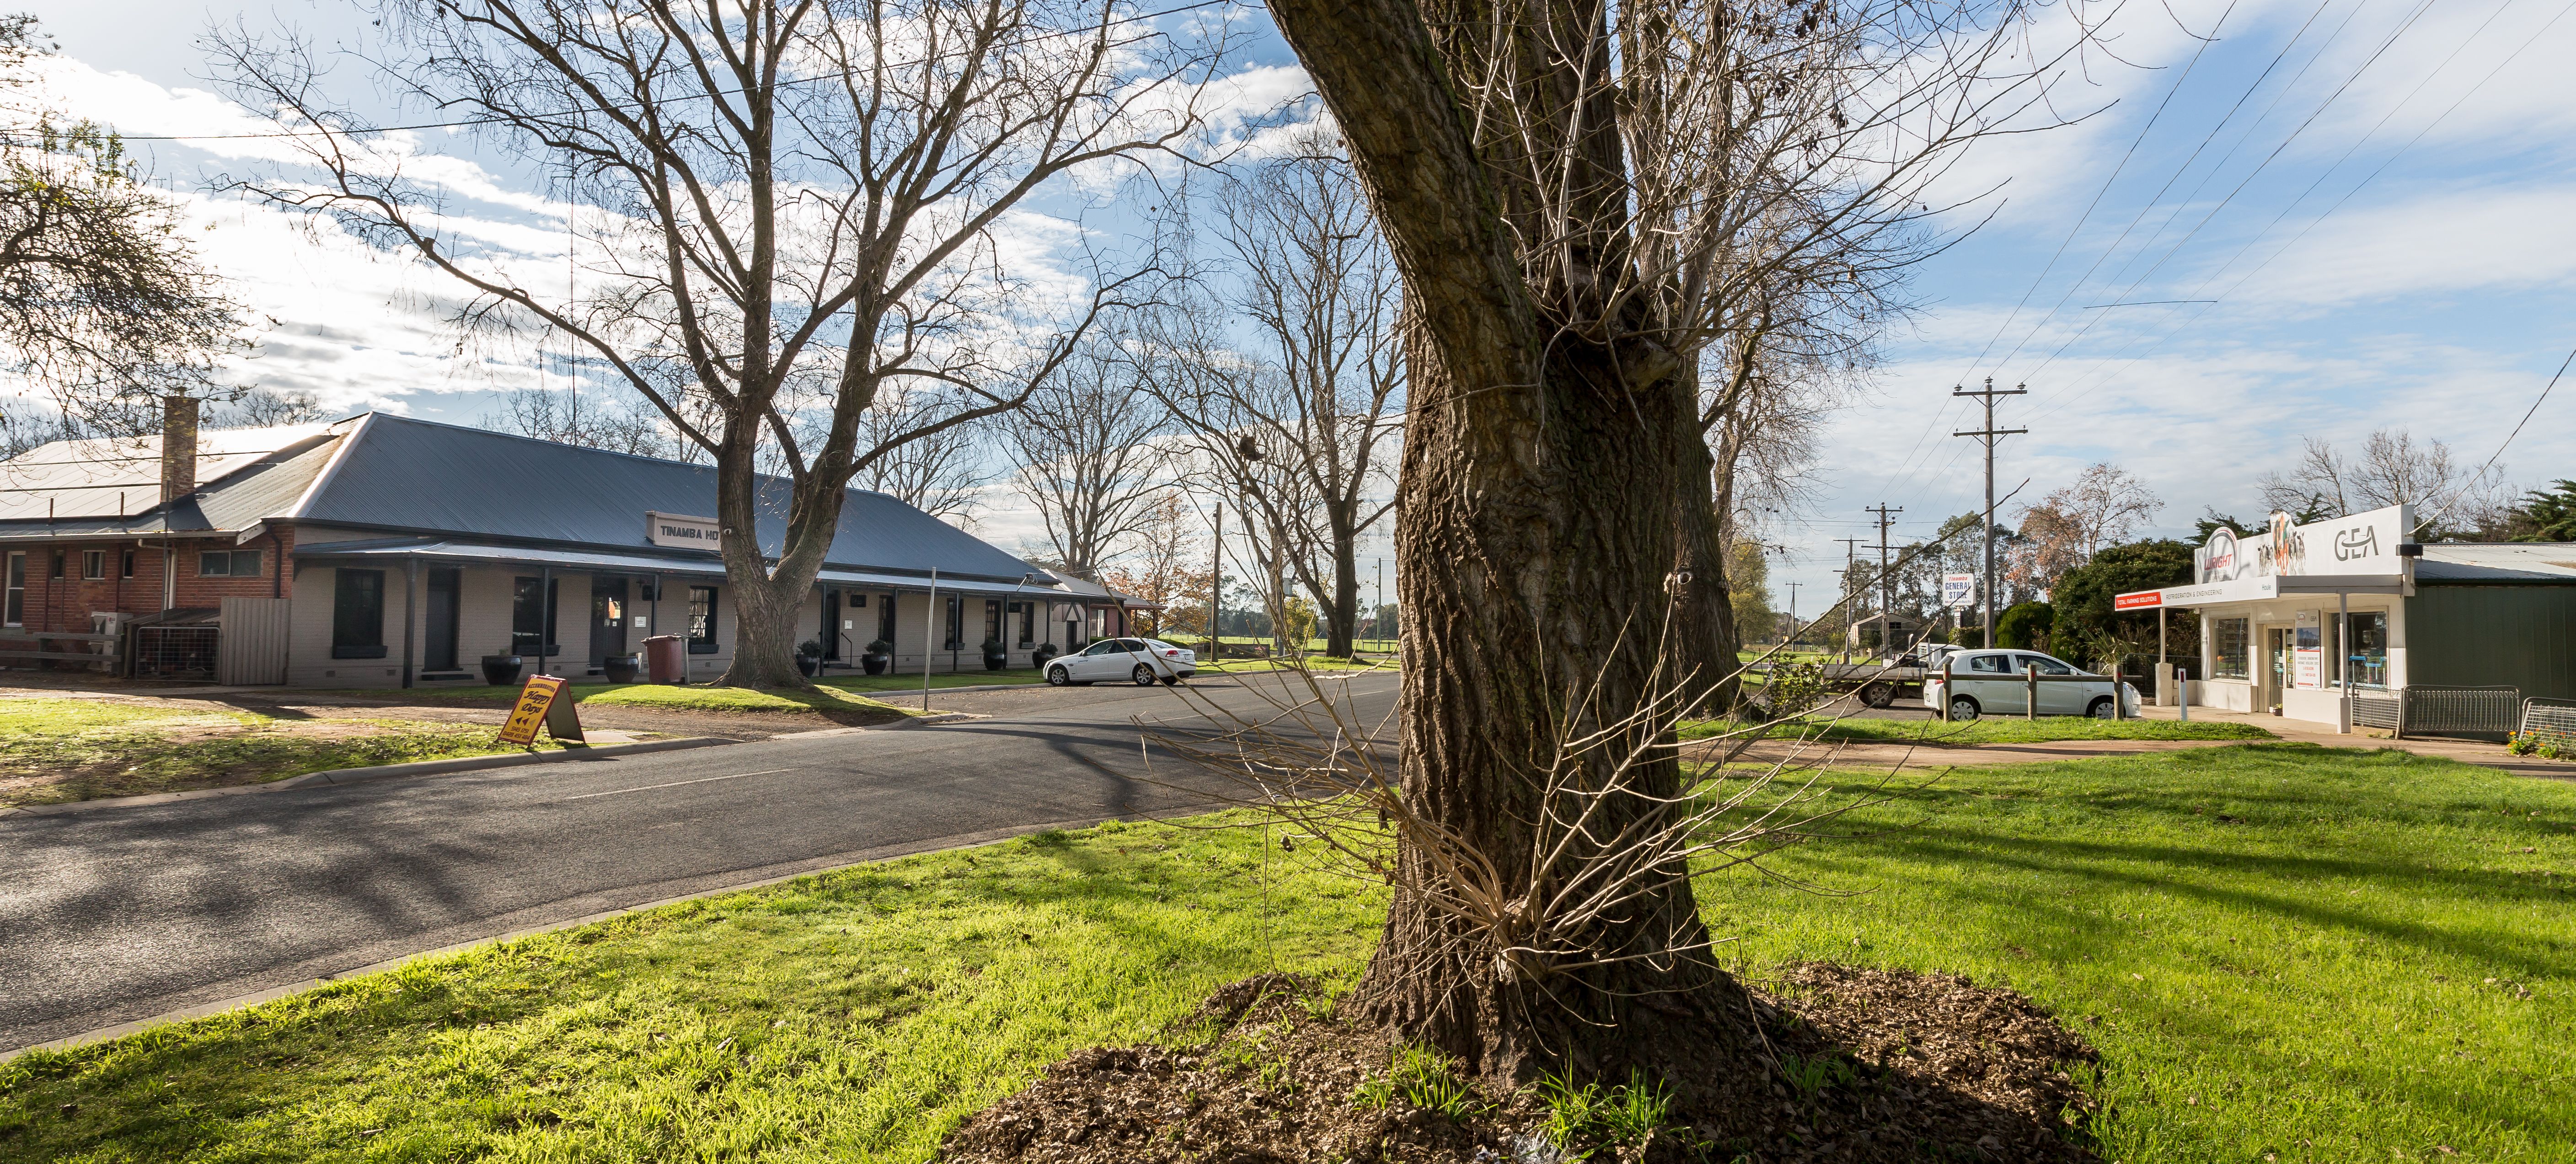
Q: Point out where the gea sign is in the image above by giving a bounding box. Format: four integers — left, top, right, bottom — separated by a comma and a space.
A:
1941, 574, 1975, 607
646, 511, 723, 550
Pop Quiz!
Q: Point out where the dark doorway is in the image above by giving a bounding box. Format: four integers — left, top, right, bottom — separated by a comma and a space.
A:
424, 568, 461, 671
821, 590, 842, 660
592, 578, 630, 669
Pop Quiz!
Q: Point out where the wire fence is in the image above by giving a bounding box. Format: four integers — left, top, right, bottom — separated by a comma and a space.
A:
132, 626, 220, 680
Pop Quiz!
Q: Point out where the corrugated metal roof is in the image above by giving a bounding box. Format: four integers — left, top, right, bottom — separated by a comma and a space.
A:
2420, 543, 2576, 583
0, 425, 337, 520
297, 537, 1067, 598
0, 427, 343, 537
291, 414, 1040, 581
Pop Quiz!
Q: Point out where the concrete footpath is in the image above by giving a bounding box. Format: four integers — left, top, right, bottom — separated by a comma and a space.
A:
1698, 704, 2575, 781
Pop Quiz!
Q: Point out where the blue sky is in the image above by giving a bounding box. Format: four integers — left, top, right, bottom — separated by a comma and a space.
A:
10, 0, 2573, 613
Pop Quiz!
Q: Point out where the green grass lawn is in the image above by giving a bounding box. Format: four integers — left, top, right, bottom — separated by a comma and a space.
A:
579, 684, 921, 716
6, 746, 2566, 1160
1705, 744, 2571, 1159
0, 697, 560, 810
818, 669, 1047, 692
327, 682, 926, 716
1682, 714, 2276, 746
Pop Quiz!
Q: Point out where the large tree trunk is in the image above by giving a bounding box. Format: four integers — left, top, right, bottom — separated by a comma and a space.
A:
1270, 0, 1759, 1089
1674, 434, 1745, 715
1325, 510, 1360, 658
709, 425, 836, 690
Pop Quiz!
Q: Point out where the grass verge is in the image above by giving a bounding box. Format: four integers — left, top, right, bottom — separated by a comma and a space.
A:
0, 697, 557, 810
1682, 714, 2275, 746
578, 684, 921, 716
0, 814, 1376, 1162
5, 746, 2565, 1160
819, 669, 1047, 692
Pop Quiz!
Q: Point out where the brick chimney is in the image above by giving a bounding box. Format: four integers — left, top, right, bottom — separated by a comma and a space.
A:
161, 395, 200, 504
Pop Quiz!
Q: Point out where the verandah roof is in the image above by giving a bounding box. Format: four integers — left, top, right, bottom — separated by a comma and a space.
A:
294, 538, 1075, 600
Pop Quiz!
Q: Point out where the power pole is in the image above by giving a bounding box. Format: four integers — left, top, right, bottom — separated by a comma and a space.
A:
1953, 377, 2027, 649
1865, 504, 1902, 659
1833, 537, 1864, 663
1785, 580, 1801, 647
1208, 502, 1223, 663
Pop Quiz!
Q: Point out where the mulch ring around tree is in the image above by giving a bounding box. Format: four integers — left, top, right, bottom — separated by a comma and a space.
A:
940, 966, 2099, 1164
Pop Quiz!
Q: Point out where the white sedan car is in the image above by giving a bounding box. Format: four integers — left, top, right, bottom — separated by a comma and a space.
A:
1922, 649, 2140, 720
1045, 637, 1198, 686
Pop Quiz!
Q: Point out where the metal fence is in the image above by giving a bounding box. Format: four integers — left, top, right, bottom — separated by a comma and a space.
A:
2523, 697, 2576, 747
2361, 685, 2524, 740
132, 626, 220, 680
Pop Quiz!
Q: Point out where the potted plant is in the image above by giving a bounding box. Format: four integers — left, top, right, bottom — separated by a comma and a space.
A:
980, 636, 1008, 672
796, 639, 825, 678
1031, 643, 1059, 669
480, 653, 524, 686
863, 638, 893, 675
603, 653, 642, 684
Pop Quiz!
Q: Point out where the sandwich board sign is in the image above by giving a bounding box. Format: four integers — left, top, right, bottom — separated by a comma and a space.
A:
499, 674, 586, 746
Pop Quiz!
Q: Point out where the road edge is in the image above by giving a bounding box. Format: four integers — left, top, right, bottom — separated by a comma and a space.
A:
0, 737, 738, 820
0, 805, 1219, 1062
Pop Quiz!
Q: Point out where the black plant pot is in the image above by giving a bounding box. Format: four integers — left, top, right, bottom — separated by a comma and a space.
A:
480, 654, 525, 686
796, 654, 823, 678
983, 651, 1008, 672
1031, 645, 1059, 669
603, 654, 641, 684
862, 653, 889, 676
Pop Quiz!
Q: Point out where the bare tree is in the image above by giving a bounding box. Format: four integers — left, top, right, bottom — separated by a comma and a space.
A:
479, 384, 696, 458
1101, 490, 1211, 638
1006, 337, 1171, 580
1166, 141, 1403, 658
213, 0, 1227, 687
1262, 0, 2083, 1089
2260, 429, 2512, 538
211, 386, 328, 428
851, 387, 987, 525
0, 16, 249, 433
2010, 462, 2158, 591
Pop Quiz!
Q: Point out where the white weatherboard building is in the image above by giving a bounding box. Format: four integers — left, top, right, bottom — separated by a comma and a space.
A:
2118, 504, 2576, 731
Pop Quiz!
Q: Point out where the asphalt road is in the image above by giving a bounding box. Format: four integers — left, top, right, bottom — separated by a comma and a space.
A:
0, 672, 1400, 1053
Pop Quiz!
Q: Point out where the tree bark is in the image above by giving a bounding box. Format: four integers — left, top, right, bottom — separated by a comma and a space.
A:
1270, 0, 1758, 1087
1674, 433, 1745, 714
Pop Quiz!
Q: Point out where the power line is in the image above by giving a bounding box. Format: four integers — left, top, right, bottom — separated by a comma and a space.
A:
96, 0, 1238, 144
2420, 344, 2575, 531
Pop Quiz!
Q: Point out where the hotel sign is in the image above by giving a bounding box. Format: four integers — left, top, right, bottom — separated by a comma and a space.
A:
646, 511, 723, 551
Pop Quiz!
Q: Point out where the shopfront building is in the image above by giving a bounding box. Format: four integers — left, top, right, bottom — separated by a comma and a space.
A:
2117, 504, 2576, 730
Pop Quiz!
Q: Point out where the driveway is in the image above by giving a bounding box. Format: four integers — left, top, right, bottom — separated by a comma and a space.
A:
0, 672, 1399, 1054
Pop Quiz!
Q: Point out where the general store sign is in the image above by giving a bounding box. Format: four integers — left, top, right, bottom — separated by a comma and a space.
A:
1941, 574, 1976, 607
2195, 504, 2409, 583
646, 511, 723, 550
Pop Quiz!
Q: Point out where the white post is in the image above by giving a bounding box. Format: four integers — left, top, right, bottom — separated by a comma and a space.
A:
921, 568, 938, 713
2177, 663, 2189, 722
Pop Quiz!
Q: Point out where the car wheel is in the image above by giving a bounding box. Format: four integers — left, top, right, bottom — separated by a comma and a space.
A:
1859, 681, 1895, 708
1132, 663, 1157, 686
2088, 696, 2116, 719
1047, 665, 1071, 687
1947, 696, 1981, 722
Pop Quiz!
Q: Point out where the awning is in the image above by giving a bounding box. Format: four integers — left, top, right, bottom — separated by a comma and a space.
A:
2117, 571, 2408, 609
294, 538, 1069, 599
